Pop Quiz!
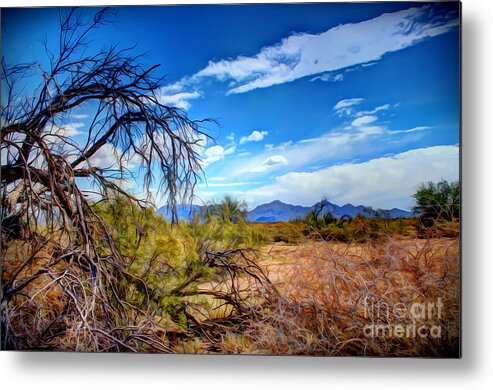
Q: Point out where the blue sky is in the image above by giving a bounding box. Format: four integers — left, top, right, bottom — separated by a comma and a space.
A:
2, 2, 460, 211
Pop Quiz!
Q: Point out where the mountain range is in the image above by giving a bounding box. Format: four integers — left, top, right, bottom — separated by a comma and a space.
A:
157, 200, 413, 222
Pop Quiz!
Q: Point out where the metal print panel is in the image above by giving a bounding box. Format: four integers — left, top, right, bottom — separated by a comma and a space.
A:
0, 2, 461, 356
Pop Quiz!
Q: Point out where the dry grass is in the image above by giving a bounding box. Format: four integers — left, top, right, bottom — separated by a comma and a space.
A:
244, 236, 460, 356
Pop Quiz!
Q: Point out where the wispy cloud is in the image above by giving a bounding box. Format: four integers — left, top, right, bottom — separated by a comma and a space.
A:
357, 125, 386, 136
223, 123, 431, 180
355, 104, 391, 117
211, 95, 431, 181
336, 99, 430, 139
265, 141, 293, 151
388, 126, 431, 135
164, 5, 458, 99
157, 89, 202, 110
239, 130, 268, 144
334, 98, 365, 116
351, 115, 378, 127
202, 181, 261, 188
310, 72, 344, 82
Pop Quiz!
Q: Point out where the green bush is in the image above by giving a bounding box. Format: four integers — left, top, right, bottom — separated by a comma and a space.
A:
413, 180, 460, 227
206, 195, 248, 224
93, 196, 263, 327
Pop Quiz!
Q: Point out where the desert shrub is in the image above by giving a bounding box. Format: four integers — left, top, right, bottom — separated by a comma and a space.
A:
305, 209, 338, 230
253, 218, 417, 245
93, 197, 273, 342
93, 198, 208, 322
413, 180, 460, 227
252, 221, 308, 244
185, 212, 264, 250
316, 216, 416, 243
206, 196, 248, 224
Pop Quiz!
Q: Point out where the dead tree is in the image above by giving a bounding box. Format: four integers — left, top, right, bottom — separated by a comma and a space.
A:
0, 8, 209, 351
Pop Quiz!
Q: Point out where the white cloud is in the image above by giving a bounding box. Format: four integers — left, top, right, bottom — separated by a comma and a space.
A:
202, 181, 261, 188
23, 122, 143, 172
333, 74, 344, 82
195, 6, 458, 94
85, 144, 120, 168
202, 144, 236, 166
159, 5, 457, 97
250, 155, 288, 173
46, 122, 85, 137
310, 72, 344, 82
334, 98, 364, 110
42, 122, 85, 152
333, 98, 364, 116
265, 141, 293, 151
236, 145, 459, 209
203, 145, 225, 166
239, 130, 268, 144
224, 145, 236, 154
230, 132, 357, 177
355, 104, 391, 117
351, 115, 378, 127
358, 125, 386, 135
388, 126, 431, 135
215, 119, 433, 182
209, 176, 227, 181
157, 90, 201, 110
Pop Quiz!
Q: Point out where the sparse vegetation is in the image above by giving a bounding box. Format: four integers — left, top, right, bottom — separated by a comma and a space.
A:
252, 221, 309, 244
1, 179, 460, 355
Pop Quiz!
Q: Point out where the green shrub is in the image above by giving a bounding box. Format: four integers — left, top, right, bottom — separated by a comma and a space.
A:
206, 195, 248, 224
413, 180, 460, 227
93, 196, 265, 326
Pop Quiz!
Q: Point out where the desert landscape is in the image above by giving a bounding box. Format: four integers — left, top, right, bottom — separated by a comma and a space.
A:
1, 4, 460, 356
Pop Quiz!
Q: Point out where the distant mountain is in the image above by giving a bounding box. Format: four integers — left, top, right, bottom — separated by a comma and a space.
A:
157, 200, 413, 222
387, 208, 414, 219
157, 204, 203, 221
248, 200, 413, 222
312, 201, 413, 220
253, 216, 279, 223
246, 200, 310, 223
